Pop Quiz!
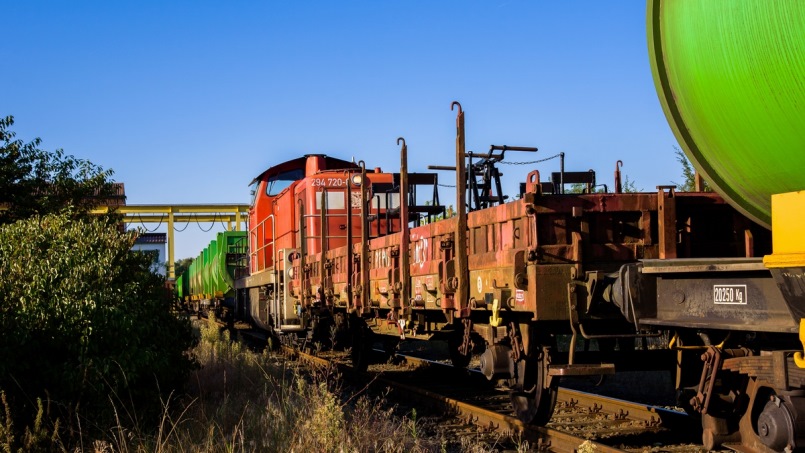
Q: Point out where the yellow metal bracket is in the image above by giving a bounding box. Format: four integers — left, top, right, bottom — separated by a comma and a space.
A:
489, 299, 502, 327
795, 319, 805, 368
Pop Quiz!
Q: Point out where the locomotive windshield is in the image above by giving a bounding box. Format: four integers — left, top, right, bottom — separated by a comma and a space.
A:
249, 181, 258, 204
266, 169, 305, 196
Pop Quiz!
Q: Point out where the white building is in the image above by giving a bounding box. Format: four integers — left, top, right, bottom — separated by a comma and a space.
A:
132, 232, 167, 276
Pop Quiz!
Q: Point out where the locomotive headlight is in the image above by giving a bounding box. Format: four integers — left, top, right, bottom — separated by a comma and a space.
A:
351, 174, 363, 187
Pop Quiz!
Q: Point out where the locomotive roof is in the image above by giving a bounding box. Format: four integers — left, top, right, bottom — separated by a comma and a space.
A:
249, 154, 359, 185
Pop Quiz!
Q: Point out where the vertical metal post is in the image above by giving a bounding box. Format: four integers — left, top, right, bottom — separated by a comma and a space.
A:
657, 185, 678, 259
694, 172, 705, 192
559, 152, 566, 194
614, 160, 623, 194
320, 188, 328, 305
452, 102, 469, 315
298, 199, 307, 307
745, 229, 754, 258
398, 137, 410, 312
168, 207, 175, 280
345, 173, 353, 308
359, 161, 369, 313
235, 209, 242, 231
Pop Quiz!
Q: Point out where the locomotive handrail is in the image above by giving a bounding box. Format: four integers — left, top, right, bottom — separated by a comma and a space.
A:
249, 214, 276, 278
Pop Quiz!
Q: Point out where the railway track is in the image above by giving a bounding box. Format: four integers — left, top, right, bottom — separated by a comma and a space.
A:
206, 319, 709, 452
278, 343, 708, 453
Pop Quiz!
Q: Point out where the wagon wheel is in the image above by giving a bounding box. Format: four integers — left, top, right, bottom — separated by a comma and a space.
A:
510, 346, 557, 425
349, 314, 373, 372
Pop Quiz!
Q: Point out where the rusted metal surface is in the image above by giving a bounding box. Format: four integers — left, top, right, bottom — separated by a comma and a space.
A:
721, 352, 805, 390
557, 387, 684, 427
398, 137, 411, 315
359, 161, 369, 313
453, 101, 470, 318
656, 186, 677, 259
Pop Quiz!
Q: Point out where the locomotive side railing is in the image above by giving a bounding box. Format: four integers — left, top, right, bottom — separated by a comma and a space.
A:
249, 214, 275, 275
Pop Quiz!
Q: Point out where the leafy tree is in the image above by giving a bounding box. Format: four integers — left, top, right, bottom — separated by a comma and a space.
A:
622, 175, 639, 193
0, 116, 118, 224
673, 146, 712, 192
0, 214, 197, 440
174, 257, 194, 277
566, 183, 607, 194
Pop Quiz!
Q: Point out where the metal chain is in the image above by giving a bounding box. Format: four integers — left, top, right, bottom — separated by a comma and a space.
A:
498, 153, 563, 165
438, 183, 456, 188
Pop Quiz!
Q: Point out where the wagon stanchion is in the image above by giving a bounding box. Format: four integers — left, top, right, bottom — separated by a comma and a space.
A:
451, 101, 469, 319
398, 137, 411, 329
358, 160, 369, 315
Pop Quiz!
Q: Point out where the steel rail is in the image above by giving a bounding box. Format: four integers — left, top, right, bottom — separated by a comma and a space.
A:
389, 351, 688, 430
281, 345, 624, 453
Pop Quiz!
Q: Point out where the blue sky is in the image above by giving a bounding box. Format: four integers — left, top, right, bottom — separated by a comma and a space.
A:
3, 1, 681, 260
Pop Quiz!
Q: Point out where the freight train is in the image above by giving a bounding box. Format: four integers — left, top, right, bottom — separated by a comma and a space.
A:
177, 2, 805, 451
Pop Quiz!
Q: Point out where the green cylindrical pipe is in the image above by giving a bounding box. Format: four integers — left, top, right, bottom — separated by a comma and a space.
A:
648, 0, 805, 229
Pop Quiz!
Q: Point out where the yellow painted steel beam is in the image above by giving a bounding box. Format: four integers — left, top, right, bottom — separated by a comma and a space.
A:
92, 204, 250, 215
123, 215, 244, 223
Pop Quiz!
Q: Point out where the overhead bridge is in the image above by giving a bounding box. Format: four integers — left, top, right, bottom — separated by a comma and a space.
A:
91, 204, 250, 279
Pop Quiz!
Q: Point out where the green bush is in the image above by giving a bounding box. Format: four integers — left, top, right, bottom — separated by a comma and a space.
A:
0, 214, 197, 441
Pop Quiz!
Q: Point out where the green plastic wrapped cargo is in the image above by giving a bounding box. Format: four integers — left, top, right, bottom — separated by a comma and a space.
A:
187, 231, 247, 300
648, 0, 805, 229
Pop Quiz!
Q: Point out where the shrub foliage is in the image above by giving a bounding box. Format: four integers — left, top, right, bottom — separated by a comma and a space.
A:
0, 214, 197, 438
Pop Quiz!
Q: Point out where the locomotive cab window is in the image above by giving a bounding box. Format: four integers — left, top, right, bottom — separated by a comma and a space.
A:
266, 169, 305, 196
316, 191, 346, 210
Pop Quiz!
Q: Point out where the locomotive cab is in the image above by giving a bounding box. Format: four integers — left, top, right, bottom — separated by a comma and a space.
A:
241, 154, 363, 332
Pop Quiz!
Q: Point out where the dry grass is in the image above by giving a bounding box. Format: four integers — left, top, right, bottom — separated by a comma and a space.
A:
102, 318, 449, 452
1, 317, 521, 452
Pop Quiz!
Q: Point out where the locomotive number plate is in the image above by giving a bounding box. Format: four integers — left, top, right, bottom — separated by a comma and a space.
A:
311, 177, 348, 188
713, 284, 747, 305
